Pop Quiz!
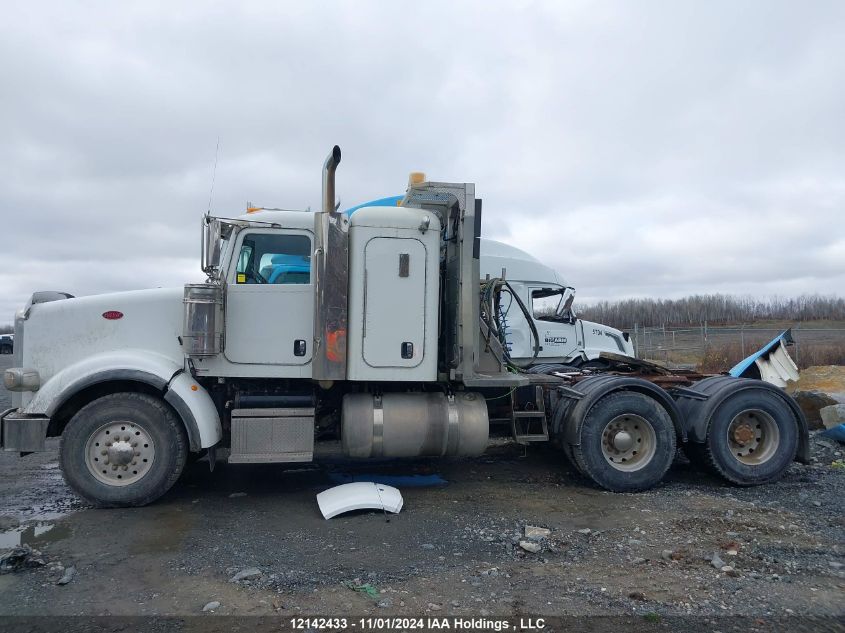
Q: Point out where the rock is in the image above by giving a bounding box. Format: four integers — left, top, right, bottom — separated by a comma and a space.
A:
428, 603, 442, 611
202, 601, 220, 612
722, 566, 740, 577
519, 540, 541, 553
628, 538, 643, 546
480, 567, 499, 577
820, 405, 845, 430
24, 557, 46, 568
576, 528, 592, 535
711, 553, 726, 570
480, 609, 492, 616
661, 549, 675, 561
829, 561, 844, 570
229, 567, 261, 582
228, 492, 247, 498
813, 501, 822, 507
420, 543, 435, 550
792, 391, 838, 429
628, 591, 647, 601
631, 557, 647, 565
57, 565, 76, 585
524, 526, 551, 540
1, 546, 37, 574
377, 599, 392, 608
726, 549, 738, 556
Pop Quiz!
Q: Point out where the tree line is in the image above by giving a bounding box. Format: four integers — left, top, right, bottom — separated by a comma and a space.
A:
577, 294, 845, 329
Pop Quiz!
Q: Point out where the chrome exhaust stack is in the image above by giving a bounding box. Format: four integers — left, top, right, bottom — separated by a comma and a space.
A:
322, 145, 341, 215
313, 145, 349, 383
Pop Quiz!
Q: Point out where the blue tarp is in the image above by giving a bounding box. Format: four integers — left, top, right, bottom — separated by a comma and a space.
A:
824, 424, 845, 443
328, 472, 447, 488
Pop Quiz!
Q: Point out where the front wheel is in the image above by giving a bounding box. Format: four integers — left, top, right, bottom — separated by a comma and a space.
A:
571, 391, 677, 492
59, 392, 188, 507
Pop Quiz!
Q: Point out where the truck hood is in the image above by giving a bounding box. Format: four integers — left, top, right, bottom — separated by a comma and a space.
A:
21, 287, 185, 382
578, 319, 635, 358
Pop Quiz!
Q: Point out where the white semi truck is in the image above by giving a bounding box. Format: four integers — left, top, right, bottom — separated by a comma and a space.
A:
1, 147, 808, 507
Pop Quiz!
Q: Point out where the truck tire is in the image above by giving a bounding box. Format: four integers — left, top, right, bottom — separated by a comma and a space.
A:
684, 390, 798, 486
59, 392, 188, 507
571, 391, 676, 492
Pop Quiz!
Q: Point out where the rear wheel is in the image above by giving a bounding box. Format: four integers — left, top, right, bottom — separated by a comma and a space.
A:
571, 391, 676, 492
688, 390, 798, 485
59, 392, 188, 507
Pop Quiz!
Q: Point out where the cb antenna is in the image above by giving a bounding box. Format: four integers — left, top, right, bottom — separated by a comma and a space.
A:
206, 136, 220, 212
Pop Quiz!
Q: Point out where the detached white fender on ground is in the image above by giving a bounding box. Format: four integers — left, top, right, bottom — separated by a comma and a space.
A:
316, 482, 404, 519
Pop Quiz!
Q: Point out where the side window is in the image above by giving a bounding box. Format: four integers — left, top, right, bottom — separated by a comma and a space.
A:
235, 233, 311, 284
532, 289, 561, 321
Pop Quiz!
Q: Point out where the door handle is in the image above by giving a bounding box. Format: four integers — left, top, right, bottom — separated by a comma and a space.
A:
294, 340, 307, 356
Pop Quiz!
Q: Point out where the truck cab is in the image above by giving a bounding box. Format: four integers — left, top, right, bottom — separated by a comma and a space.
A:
479, 239, 634, 365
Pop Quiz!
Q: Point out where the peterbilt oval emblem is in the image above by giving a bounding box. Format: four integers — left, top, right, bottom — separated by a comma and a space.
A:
102, 311, 124, 320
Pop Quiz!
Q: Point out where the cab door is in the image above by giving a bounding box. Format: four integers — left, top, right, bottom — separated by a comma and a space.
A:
527, 285, 580, 360
224, 228, 314, 365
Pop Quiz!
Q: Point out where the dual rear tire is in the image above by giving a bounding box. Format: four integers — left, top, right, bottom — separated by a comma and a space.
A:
570, 391, 677, 493
565, 385, 799, 492
683, 389, 799, 486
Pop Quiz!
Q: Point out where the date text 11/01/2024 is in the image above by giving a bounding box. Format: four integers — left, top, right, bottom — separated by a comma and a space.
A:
290, 617, 546, 630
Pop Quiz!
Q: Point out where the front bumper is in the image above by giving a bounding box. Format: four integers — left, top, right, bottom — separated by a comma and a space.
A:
0, 408, 49, 452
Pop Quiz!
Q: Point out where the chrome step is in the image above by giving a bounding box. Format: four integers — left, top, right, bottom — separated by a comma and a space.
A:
510, 386, 549, 444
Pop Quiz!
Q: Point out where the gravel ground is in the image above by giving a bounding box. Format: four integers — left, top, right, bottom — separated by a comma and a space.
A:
0, 354, 843, 624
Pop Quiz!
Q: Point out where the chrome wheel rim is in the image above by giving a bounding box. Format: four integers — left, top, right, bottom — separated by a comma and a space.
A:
726, 409, 779, 465
85, 420, 155, 486
600, 414, 656, 472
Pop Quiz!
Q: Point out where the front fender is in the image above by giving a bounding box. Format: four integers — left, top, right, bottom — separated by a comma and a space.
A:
25, 349, 181, 416
164, 372, 222, 450
24, 349, 221, 452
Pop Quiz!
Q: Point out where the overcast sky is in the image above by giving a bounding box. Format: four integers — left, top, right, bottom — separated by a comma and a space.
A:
2, 1, 843, 322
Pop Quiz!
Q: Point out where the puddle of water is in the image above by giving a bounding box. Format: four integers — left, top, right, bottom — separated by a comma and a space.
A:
0, 521, 71, 549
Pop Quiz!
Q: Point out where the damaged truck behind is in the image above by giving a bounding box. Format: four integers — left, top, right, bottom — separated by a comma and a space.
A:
1, 147, 809, 507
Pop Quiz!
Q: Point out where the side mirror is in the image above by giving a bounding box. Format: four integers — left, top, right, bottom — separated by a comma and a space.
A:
555, 287, 576, 321
201, 216, 223, 274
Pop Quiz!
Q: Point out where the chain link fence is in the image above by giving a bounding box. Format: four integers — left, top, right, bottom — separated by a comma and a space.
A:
631, 323, 845, 370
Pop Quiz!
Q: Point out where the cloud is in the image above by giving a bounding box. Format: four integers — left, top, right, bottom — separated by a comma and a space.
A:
1, 0, 843, 321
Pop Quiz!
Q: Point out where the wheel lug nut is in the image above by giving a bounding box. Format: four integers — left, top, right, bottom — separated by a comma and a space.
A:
124, 435, 130, 441
112, 464, 118, 470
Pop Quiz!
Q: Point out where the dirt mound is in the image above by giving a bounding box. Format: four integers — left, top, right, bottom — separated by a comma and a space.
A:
787, 365, 845, 398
